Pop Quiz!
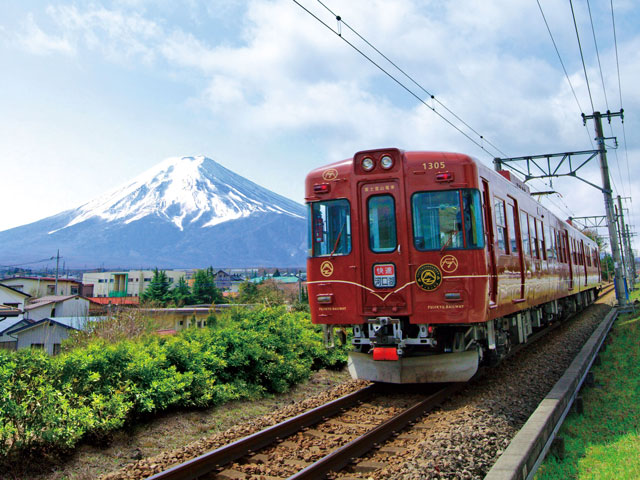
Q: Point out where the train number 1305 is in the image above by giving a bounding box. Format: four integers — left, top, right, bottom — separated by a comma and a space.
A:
422, 162, 446, 170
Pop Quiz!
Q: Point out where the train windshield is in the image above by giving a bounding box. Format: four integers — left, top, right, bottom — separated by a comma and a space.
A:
309, 199, 352, 257
411, 189, 484, 251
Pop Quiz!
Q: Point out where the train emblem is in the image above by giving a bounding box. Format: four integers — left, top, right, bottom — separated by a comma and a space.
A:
320, 261, 334, 277
415, 264, 442, 291
440, 255, 459, 273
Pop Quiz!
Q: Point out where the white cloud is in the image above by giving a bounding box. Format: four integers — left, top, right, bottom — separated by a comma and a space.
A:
19, 13, 75, 55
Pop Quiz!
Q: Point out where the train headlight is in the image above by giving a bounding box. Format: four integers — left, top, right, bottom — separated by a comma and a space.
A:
380, 155, 394, 169
362, 157, 375, 171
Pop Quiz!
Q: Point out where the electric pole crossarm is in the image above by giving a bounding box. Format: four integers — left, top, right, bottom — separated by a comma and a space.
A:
494, 150, 606, 192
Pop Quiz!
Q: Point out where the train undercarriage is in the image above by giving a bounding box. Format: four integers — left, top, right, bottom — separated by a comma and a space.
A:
323, 289, 599, 383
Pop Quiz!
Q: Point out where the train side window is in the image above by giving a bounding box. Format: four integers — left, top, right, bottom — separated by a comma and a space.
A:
309, 199, 352, 257
548, 227, 556, 260
556, 231, 564, 263
530, 216, 539, 259
494, 197, 508, 253
543, 223, 552, 260
520, 211, 531, 256
507, 202, 518, 254
538, 220, 547, 260
368, 195, 397, 253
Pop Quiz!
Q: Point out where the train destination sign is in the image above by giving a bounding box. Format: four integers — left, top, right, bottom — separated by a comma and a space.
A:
373, 263, 396, 288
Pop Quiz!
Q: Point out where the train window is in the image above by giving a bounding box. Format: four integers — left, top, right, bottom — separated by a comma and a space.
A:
530, 216, 539, 259
411, 189, 484, 251
309, 199, 352, 257
520, 212, 531, 256
548, 227, 556, 260
461, 190, 485, 249
368, 195, 397, 253
543, 223, 551, 260
507, 202, 518, 254
494, 197, 508, 253
538, 220, 547, 260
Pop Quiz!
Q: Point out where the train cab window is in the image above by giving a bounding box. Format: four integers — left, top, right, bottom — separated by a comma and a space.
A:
411, 189, 484, 251
507, 202, 518, 254
309, 199, 352, 257
520, 212, 531, 256
494, 197, 508, 253
368, 195, 397, 253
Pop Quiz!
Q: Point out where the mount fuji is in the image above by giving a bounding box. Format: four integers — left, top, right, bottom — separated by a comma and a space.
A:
0, 156, 307, 268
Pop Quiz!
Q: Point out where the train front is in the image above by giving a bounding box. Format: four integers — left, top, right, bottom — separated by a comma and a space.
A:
305, 149, 489, 383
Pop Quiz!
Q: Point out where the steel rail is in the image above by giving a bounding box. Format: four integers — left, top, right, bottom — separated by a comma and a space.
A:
288, 382, 463, 480
146, 384, 378, 480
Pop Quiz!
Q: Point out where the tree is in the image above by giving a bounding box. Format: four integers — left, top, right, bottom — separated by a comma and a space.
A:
191, 268, 225, 305
273, 268, 281, 277
236, 280, 259, 303
141, 268, 170, 304
171, 276, 192, 306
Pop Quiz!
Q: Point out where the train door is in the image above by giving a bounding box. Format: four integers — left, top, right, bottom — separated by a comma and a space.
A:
508, 197, 525, 300
481, 180, 497, 305
358, 181, 413, 316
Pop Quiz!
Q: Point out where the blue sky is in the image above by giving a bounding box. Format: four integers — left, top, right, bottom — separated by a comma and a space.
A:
1, 0, 639, 252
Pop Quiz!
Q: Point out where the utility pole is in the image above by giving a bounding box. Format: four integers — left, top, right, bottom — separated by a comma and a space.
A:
627, 224, 637, 285
54, 249, 60, 296
617, 196, 634, 290
615, 205, 628, 299
584, 111, 626, 304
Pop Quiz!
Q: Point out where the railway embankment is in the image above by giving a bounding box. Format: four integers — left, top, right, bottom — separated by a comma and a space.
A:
533, 294, 640, 479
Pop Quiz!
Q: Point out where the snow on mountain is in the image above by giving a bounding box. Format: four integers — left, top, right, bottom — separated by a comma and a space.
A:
52, 155, 304, 233
0, 155, 307, 268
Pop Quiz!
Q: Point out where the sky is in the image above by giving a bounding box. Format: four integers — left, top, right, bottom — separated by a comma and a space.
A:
1, 0, 639, 254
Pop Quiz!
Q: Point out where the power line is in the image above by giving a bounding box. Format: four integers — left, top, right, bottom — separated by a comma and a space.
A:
569, 0, 595, 113
315, 0, 508, 158
291, 0, 506, 159
0, 257, 57, 268
535, 0, 594, 149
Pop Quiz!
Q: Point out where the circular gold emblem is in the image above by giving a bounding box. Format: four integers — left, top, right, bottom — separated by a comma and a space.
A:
440, 255, 459, 273
320, 261, 334, 277
322, 168, 338, 181
415, 263, 442, 291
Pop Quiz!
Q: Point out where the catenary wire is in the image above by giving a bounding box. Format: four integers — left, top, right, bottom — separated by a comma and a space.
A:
290, 0, 504, 159
315, 0, 508, 158
569, 0, 595, 114
536, 0, 594, 149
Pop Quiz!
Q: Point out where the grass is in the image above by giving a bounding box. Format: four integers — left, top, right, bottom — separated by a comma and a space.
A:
535, 288, 640, 479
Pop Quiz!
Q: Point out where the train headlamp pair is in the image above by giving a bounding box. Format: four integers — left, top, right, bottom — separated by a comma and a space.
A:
362, 155, 393, 172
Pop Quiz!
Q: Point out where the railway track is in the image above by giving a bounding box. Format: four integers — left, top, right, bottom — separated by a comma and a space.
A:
145, 285, 615, 480
147, 382, 464, 480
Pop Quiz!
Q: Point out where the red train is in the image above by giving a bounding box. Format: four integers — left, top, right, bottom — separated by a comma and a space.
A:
305, 149, 602, 383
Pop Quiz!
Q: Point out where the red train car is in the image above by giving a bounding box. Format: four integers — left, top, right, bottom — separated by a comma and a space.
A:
305, 149, 602, 383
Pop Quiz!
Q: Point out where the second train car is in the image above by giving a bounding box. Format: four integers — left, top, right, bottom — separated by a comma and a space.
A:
305, 149, 602, 383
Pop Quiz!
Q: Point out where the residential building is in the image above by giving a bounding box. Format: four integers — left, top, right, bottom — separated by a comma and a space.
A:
82, 270, 191, 298
0, 283, 31, 316
213, 270, 244, 291
0, 317, 32, 350
6, 317, 91, 355
24, 295, 91, 321
1, 276, 81, 297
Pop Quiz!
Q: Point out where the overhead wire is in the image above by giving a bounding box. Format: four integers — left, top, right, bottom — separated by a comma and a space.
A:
569, 0, 595, 113
535, 0, 594, 149
290, 0, 506, 159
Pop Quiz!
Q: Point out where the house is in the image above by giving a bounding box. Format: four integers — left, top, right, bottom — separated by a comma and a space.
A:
0, 317, 33, 350
213, 270, 245, 291
0, 283, 31, 316
0, 276, 82, 297
82, 270, 191, 298
5, 317, 91, 355
24, 295, 91, 321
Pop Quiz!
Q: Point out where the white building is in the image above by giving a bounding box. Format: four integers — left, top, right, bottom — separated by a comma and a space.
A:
0, 283, 31, 316
82, 270, 191, 298
24, 295, 91, 321
1, 276, 81, 297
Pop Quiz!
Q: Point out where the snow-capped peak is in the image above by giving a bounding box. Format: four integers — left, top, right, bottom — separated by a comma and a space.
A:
50, 155, 304, 233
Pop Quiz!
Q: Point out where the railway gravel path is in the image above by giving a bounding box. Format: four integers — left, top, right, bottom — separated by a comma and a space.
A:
102, 290, 614, 480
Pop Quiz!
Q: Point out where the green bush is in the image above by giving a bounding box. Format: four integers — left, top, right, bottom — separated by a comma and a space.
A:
0, 307, 347, 459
